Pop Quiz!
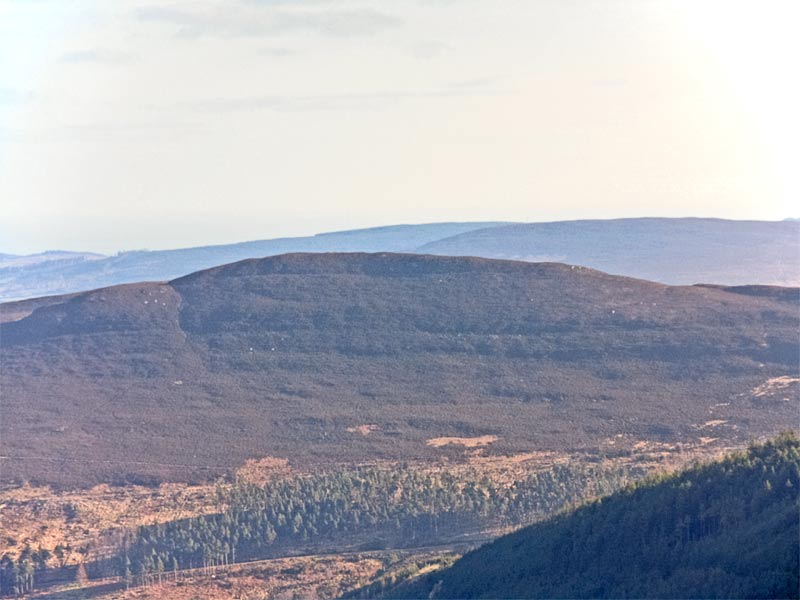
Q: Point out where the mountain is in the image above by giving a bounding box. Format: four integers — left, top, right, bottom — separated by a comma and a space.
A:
0, 222, 504, 301
0, 251, 106, 267
391, 434, 799, 599
1, 218, 797, 301
1, 253, 797, 488
0, 250, 106, 270
419, 218, 800, 286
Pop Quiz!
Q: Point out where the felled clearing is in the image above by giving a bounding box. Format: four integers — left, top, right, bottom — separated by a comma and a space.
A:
36, 553, 387, 600
629, 440, 680, 453
752, 376, 800, 397
0, 482, 219, 562
347, 424, 379, 436
701, 420, 728, 428
427, 435, 499, 448
234, 456, 292, 485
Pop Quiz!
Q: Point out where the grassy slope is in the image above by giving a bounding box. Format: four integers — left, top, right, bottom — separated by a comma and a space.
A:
1, 253, 797, 486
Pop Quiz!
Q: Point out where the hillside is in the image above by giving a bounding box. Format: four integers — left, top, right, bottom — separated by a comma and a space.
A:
1, 218, 797, 301
421, 218, 800, 286
391, 434, 800, 599
1, 253, 798, 487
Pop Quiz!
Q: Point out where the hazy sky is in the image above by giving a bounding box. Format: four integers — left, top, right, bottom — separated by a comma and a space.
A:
1, 0, 797, 254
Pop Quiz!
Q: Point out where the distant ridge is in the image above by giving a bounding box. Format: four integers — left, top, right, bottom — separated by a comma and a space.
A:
0, 250, 105, 269
1, 218, 797, 302
419, 218, 800, 286
0, 222, 504, 301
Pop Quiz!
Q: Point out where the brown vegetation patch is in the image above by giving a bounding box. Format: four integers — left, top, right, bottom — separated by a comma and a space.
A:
0, 482, 218, 562
461, 451, 571, 486
234, 457, 292, 486
752, 376, 800, 398
32, 553, 390, 600
346, 424, 379, 436
427, 435, 499, 448
701, 420, 728, 428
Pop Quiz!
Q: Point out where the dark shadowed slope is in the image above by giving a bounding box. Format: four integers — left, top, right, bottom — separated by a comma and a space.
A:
420, 218, 800, 286
392, 434, 799, 599
0, 222, 504, 301
1, 253, 798, 486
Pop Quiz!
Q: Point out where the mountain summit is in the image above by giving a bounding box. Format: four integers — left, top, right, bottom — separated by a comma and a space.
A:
1, 253, 797, 486
2, 218, 797, 301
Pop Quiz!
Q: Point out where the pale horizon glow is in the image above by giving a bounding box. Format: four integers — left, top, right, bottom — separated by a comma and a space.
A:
1, 0, 798, 255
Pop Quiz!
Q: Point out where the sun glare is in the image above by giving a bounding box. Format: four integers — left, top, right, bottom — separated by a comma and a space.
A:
674, 0, 799, 213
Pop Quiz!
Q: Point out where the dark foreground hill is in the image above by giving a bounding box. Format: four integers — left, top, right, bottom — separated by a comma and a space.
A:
2, 218, 797, 301
390, 434, 800, 599
1, 253, 798, 486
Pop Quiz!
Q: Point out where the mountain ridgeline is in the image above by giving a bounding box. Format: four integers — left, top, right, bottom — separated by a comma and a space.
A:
0, 222, 504, 301
383, 434, 800, 599
418, 218, 800, 286
1, 253, 797, 487
1, 218, 797, 301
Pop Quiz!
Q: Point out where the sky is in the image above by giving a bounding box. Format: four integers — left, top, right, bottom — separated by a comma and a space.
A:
0, 0, 798, 255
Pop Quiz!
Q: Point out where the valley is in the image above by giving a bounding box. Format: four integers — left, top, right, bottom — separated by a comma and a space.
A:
4, 1, 797, 595
1, 439, 734, 599
1, 252, 797, 598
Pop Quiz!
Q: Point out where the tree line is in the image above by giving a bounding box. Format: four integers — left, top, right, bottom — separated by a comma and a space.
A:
0, 546, 51, 596
391, 432, 800, 599
117, 461, 645, 586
